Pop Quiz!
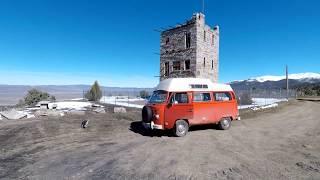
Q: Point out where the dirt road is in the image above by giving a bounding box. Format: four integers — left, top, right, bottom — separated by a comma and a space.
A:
1, 100, 320, 179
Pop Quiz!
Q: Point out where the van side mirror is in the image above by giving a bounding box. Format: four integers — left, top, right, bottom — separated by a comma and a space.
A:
168, 100, 178, 107
170, 100, 178, 104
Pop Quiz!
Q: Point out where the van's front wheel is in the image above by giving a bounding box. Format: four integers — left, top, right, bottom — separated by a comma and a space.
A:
174, 120, 189, 137
218, 117, 231, 130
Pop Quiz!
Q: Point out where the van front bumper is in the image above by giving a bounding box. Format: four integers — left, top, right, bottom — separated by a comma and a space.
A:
142, 121, 163, 130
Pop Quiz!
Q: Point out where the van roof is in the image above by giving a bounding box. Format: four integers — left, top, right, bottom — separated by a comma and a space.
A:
155, 78, 233, 92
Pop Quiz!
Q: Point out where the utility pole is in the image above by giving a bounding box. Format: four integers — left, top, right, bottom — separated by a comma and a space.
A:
202, 0, 205, 14
286, 65, 289, 99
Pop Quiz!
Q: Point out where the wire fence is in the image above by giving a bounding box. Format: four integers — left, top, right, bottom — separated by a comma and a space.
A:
82, 90, 152, 107
234, 88, 297, 107
81, 88, 299, 108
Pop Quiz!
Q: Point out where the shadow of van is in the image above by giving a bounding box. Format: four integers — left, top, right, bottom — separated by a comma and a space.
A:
129, 121, 220, 137
129, 121, 171, 137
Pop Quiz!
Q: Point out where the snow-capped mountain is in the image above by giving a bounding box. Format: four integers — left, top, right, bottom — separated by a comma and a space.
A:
231, 72, 320, 90
247, 72, 320, 82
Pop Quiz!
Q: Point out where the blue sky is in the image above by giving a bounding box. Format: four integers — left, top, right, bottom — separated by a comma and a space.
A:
0, 0, 319, 87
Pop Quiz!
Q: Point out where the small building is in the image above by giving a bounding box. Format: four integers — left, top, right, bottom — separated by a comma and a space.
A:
160, 13, 219, 83
36, 101, 51, 109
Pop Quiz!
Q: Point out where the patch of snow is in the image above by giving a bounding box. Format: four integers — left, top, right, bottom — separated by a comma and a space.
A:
92, 103, 104, 108
247, 72, 320, 82
232, 80, 245, 83
101, 96, 145, 102
69, 98, 87, 101
26, 107, 41, 111
26, 114, 35, 118
251, 103, 278, 111
238, 98, 287, 110
238, 105, 255, 110
48, 101, 93, 111
252, 98, 287, 106
112, 102, 144, 109
16, 110, 35, 119
0, 110, 27, 120
100, 96, 146, 109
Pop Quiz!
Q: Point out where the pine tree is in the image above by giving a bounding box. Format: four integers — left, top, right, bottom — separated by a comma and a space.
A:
85, 81, 102, 101
139, 90, 149, 99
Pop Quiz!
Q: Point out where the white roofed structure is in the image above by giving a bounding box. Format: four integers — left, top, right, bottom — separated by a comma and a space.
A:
155, 78, 233, 92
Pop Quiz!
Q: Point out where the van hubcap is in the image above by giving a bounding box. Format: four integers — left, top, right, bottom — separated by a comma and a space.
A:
177, 124, 186, 134
222, 119, 230, 127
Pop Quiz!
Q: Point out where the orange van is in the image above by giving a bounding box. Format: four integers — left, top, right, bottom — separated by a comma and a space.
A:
142, 78, 240, 137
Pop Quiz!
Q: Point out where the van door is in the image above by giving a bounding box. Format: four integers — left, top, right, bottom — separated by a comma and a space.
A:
212, 92, 234, 122
164, 92, 193, 129
192, 92, 213, 124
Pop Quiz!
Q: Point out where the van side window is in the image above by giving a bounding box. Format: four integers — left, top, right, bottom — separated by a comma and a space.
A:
171, 92, 189, 104
214, 92, 232, 101
193, 92, 211, 102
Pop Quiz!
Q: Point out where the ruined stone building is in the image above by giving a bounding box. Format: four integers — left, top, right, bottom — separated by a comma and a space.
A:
160, 13, 219, 83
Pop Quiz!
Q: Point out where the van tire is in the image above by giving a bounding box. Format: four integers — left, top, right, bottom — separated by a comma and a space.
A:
142, 106, 153, 123
174, 120, 189, 137
218, 117, 231, 130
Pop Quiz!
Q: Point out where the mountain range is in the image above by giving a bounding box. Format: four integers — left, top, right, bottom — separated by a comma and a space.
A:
230, 72, 320, 90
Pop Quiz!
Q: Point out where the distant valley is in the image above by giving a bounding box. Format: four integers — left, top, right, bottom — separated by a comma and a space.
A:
0, 85, 154, 105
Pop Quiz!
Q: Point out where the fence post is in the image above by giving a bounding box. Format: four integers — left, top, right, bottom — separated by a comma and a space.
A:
83, 90, 84, 100
265, 89, 267, 106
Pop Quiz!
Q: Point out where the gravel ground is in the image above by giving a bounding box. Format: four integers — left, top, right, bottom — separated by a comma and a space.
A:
0, 100, 320, 180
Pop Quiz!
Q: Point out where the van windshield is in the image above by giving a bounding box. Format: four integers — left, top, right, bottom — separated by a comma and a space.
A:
149, 90, 168, 104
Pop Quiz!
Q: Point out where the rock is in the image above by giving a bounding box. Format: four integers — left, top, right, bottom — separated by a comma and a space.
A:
296, 162, 320, 172
92, 104, 104, 108
302, 144, 313, 149
0, 109, 27, 120
52, 104, 58, 109
81, 120, 89, 128
67, 111, 86, 116
27, 114, 35, 119
114, 107, 126, 113
35, 110, 62, 117
93, 108, 106, 114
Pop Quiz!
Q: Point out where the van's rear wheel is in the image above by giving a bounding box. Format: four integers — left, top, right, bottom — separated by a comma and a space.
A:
218, 117, 231, 130
174, 120, 189, 137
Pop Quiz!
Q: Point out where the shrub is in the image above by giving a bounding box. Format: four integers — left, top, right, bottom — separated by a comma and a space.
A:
304, 87, 314, 96
139, 90, 149, 99
85, 81, 102, 101
23, 89, 55, 106
50, 95, 56, 102
16, 99, 25, 108
297, 85, 320, 96
237, 93, 253, 105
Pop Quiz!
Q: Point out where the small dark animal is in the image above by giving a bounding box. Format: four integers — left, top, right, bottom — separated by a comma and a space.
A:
81, 120, 89, 128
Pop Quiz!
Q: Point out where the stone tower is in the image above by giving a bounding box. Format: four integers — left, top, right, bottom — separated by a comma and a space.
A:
160, 13, 219, 82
